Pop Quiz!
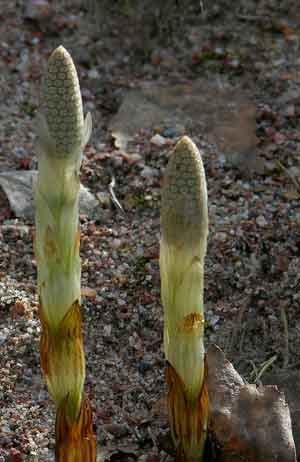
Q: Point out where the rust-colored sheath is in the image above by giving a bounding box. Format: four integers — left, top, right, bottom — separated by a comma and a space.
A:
56, 396, 96, 462
166, 360, 209, 462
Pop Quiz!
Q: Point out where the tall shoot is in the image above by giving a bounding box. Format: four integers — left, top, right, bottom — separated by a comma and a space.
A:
34, 46, 95, 461
160, 136, 209, 461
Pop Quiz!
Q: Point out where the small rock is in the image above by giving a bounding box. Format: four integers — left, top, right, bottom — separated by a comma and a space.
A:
129, 334, 142, 350
278, 88, 300, 105
138, 360, 152, 374
24, 0, 53, 22
16, 50, 29, 73
288, 166, 300, 177
14, 146, 28, 159
210, 3, 221, 17
75, 49, 91, 67
31, 36, 40, 45
150, 134, 167, 147
210, 315, 220, 329
9, 447, 23, 462
254, 62, 266, 71
162, 127, 177, 138
96, 191, 111, 207
81, 287, 97, 299
215, 232, 227, 242
264, 160, 277, 173
140, 166, 159, 179
162, 125, 185, 138
150, 50, 162, 66
18, 225, 30, 237
272, 132, 286, 145
103, 324, 112, 337
88, 69, 100, 79
228, 58, 240, 68
283, 105, 295, 117
214, 47, 225, 57
102, 423, 129, 438
256, 215, 268, 227
11, 300, 29, 319
120, 153, 142, 164
110, 238, 122, 249
0, 328, 9, 345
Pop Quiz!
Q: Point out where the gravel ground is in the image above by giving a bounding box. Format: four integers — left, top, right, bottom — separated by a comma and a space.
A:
1, 1, 300, 461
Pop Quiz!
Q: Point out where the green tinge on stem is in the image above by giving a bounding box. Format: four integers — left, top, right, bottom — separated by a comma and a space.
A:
35, 45, 96, 459
160, 136, 209, 461
161, 243, 205, 401
35, 154, 82, 329
161, 136, 208, 397
35, 46, 92, 329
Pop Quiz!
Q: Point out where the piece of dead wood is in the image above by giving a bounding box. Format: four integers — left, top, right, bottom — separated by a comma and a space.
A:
206, 344, 297, 462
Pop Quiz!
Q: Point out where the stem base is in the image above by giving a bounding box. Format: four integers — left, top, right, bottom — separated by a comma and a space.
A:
55, 395, 96, 462
166, 359, 209, 462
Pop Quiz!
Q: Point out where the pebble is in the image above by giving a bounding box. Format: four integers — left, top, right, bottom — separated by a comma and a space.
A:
283, 104, 295, 117
209, 314, 220, 329
14, 147, 27, 158
81, 287, 97, 298
110, 238, 122, 249
140, 166, 159, 179
31, 37, 40, 45
256, 215, 268, 227
138, 360, 152, 374
288, 166, 300, 177
96, 192, 111, 207
0, 328, 9, 345
214, 232, 227, 242
24, 0, 53, 22
162, 127, 176, 137
150, 134, 167, 147
162, 125, 185, 138
88, 69, 100, 79
18, 226, 30, 237
228, 58, 240, 68
103, 324, 112, 337
102, 423, 129, 438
